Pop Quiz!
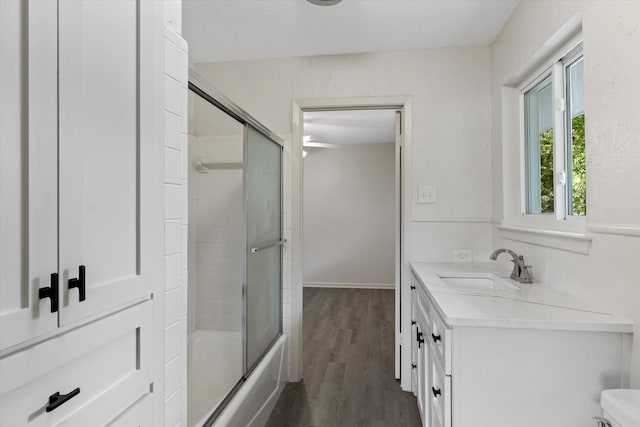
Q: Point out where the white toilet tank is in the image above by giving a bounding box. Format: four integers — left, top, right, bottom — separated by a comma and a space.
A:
599, 389, 640, 427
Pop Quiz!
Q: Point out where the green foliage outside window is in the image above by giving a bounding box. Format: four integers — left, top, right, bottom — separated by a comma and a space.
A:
570, 114, 586, 215
539, 128, 554, 214
538, 115, 586, 216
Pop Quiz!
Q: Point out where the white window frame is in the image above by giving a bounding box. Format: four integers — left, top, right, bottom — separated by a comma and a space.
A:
518, 39, 585, 230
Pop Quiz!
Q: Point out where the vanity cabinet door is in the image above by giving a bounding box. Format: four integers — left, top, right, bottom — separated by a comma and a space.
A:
416, 328, 426, 422
0, 0, 59, 351
430, 355, 452, 427
411, 289, 418, 395
414, 298, 431, 426
430, 307, 452, 375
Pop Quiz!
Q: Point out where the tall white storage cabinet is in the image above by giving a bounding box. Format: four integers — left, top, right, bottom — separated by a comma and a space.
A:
1, 0, 163, 425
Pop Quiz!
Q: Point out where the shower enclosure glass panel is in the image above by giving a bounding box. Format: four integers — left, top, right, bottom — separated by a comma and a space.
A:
187, 76, 284, 426
246, 126, 283, 371
187, 91, 244, 427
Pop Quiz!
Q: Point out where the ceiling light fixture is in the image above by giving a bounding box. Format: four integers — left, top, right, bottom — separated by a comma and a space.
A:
303, 142, 339, 149
306, 0, 342, 6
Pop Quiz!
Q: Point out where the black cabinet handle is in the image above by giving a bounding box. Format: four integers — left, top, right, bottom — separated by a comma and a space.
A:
417, 331, 425, 348
38, 273, 59, 313
432, 386, 441, 398
411, 363, 417, 369
411, 320, 416, 325
410, 285, 416, 290
432, 333, 441, 343
68, 265, 86, 302
46, 388, 80, 412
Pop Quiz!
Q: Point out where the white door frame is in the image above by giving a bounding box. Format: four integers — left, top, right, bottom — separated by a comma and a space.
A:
291, 96, 413, 390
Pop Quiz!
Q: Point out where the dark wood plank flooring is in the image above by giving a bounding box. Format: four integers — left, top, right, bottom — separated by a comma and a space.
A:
265, 288, 421, 427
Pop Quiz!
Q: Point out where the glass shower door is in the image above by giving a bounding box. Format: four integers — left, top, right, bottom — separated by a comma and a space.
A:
245, 125, 283, 371
187, 89, 245, 427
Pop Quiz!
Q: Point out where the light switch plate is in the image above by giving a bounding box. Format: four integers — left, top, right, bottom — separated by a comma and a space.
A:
453, 249, 472, 262
418, 185, 437, 204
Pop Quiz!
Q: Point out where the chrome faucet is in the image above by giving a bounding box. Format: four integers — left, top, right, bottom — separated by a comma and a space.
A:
489, 249, 533, 284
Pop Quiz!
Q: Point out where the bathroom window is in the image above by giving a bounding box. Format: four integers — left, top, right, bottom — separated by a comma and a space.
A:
522, 45, 585, 219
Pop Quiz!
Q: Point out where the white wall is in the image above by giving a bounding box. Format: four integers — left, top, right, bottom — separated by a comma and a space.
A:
195, 46, 495, 380
303, 143, 395, 286
195, 47, 495, 260
491, 1, 640, 387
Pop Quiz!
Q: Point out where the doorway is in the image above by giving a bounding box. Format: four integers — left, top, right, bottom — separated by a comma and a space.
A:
291, 96, 413, 389
303, 109, 396, 290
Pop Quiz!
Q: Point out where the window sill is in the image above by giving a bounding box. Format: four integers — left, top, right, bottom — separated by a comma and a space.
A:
497, 225, 592, 254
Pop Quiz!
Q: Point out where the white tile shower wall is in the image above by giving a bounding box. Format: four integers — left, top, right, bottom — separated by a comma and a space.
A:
189, 136, 244, 331
164, 25, 188, 427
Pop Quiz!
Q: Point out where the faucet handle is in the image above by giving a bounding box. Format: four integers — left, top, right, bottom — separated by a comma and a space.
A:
593, 417, 612, 427
520, 265, 533, 283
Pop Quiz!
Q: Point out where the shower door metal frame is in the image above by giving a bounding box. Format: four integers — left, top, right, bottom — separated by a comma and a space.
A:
188, 72, 284, 148
188, 70, 284, 427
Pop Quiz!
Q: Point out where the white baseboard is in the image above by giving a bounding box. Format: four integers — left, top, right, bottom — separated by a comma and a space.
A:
303, 281, 395, 290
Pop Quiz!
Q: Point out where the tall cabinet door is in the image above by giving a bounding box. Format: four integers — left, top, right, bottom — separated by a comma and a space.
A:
0, 0, 59, 350
58, 0, 153, 326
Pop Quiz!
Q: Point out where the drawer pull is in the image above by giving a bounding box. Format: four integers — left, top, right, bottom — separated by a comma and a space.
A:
412, 363, 417, 369
39, 273, 59, 313
410, 285, 416, 290
411, 320, 416, 325
68, 265, 86, 302
46, 388, 80, 412
417, 331, 425, 348
431, 333, 441, 343
432, 386, 442, 398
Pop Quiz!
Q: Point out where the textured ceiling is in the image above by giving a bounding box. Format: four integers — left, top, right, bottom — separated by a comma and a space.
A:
183, 0, 519, 63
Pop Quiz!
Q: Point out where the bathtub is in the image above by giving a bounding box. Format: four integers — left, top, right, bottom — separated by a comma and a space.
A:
187, 329, 288, 427
187, 329, 243, 426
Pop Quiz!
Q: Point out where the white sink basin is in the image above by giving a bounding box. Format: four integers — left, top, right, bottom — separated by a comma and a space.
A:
438, 273, 519, 291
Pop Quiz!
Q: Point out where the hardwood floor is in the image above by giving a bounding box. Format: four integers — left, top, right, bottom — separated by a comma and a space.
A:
265, 288, 421, 427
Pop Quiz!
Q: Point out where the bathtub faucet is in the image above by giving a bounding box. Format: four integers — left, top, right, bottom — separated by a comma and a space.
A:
489, 249, 533, 284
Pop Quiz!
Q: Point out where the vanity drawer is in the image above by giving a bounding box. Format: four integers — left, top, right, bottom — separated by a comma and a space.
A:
430, 309, 452, 374
415, 280, 429, 311
430, 356, 451, 427
0, 300, 153, 427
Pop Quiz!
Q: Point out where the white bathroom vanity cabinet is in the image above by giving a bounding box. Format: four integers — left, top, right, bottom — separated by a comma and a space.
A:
410, 262, 633, 427
1, 0, 164, 425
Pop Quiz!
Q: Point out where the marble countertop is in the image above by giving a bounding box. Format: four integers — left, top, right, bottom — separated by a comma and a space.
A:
410, 262, 634, 333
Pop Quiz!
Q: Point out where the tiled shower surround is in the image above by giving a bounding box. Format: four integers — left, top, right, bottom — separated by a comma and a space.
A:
188, 135, 244, 333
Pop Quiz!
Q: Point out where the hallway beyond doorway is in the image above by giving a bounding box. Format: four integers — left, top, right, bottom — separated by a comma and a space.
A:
265, 288, 420, 426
